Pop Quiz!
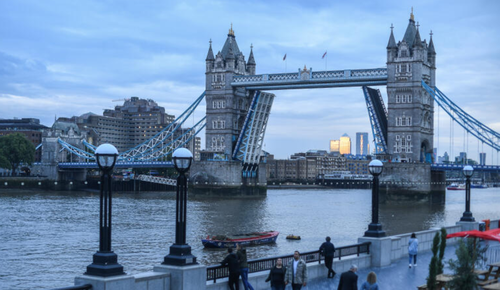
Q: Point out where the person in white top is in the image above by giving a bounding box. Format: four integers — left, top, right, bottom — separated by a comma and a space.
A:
285, 251, 308, 290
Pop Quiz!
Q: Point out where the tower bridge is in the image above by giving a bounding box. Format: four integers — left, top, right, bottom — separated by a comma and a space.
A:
50, 12, 500, 194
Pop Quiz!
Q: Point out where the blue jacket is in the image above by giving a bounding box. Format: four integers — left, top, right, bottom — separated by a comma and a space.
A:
408, 238, 418, 255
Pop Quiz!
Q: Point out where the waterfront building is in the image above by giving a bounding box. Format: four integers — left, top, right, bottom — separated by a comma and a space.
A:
330, 139, 340, 153
456, 152, 467, 164
43, 120, 88, 163
266, 156, 317, 181
0, 118, 48, 162
437, 151, 449, 163
480, 152, 486, 166
340, 133, 351, 155
356, 132, 369, 156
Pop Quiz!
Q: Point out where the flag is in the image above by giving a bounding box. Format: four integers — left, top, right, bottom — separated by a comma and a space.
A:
283, 53, 287, 61
322, 51, 327, 59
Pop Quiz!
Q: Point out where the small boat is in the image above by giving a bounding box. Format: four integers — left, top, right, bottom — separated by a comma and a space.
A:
286, 234, 301, 240
471, 183, 488, 189
202, 231, 279, 248
447, 183, 465, 190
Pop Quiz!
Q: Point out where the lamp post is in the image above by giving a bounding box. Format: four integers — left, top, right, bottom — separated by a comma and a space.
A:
163, 148, 197, 266
364, 159, 386, 238
85, 144, 124, 277
460, 165, 475, 222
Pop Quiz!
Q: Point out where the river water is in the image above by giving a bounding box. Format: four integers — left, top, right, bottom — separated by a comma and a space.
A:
1, 187, 499, 289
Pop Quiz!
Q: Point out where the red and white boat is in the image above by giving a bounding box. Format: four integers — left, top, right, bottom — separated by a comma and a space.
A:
446, 183, 465, 190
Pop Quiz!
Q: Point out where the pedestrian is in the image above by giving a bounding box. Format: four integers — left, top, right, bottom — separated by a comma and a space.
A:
319, 236, 336, 278
408, 232, 418, 268
221, 247, 240, 290
360, 272, 378, 290
236, 244, 254, 290
338, 264, 358, 290
265, 258, 286, 290
285, 250, 308, 290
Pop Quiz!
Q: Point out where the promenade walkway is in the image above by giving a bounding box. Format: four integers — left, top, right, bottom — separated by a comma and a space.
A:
306, 244, 458, 290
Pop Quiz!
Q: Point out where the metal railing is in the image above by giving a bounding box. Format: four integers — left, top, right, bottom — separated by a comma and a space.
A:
52, 284, 92, 290
206, 241, 371, 283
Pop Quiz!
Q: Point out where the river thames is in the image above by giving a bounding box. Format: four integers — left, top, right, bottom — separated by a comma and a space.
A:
1, 187, 499, 289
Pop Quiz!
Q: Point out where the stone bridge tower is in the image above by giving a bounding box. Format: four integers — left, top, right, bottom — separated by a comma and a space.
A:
204, 26, 256, 158
386, 11, 436, 163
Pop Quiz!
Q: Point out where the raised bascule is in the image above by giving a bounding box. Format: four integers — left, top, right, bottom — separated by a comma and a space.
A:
49, 12, 500, 196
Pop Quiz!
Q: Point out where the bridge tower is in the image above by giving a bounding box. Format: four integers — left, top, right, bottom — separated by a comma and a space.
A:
386, 10, 436, 163
204, 25, 256, 158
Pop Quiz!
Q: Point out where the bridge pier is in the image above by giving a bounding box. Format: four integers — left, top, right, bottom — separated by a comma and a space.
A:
379, 163, 446, 200
190, 161, 267, 196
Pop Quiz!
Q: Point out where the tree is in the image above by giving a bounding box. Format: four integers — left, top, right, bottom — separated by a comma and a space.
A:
437, 227, 447, 274
0, 133, 35, 175
447, 238, 488, 290
427, 231, 441, 289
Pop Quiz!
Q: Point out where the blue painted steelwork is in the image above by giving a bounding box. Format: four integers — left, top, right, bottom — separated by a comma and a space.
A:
431, 164, 500, 172
362, 86, 388, 154
35, 143, 42, 150
82, 140, 96, 152
58, 161, 174, 169
231, 68, 387, 90
232, 91, 260, 160
58, 138, 95, 160
422, 81, 500, 151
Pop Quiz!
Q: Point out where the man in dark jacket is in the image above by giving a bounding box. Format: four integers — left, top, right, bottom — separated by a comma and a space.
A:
320, 236, 336, 278
221, 248, 240, 290
338, 265, 358, 290
236, 244, 254, 290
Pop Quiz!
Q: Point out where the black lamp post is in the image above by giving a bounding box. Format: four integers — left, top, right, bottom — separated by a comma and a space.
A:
460, 165, 475, 222
364, 159, 386, 238
85, 144, 125, 277
163, 148, 197, 266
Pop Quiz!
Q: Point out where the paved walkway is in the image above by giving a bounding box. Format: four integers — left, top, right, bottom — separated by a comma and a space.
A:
305, 244, 459, 290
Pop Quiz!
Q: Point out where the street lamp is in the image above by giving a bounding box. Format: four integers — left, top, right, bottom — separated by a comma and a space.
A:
85, 144, 124, 277
364, 159, 386, 238
163, 148, 197, 266
460, 165, 475, 222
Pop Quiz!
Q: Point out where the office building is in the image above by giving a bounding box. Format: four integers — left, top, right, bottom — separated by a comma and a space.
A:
330, 140, 340, 153
0, 118, 48, 162
356, 132, 369, 156
340, 133, 351, 155
480, 152, 486, 166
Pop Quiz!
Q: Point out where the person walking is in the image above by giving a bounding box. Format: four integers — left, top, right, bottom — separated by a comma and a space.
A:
265, 258, 286, 290
338, 265, 358, 290
285, 251, 308, 290
360, 272, 378, 290
236, 244, 254, 290
319, 236, 336, 278
221, 247, 240, 290
408, 233, 418, 268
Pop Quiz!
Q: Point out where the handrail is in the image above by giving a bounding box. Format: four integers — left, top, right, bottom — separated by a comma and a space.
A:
206, 241, 371, 283
52, 284, 92, 290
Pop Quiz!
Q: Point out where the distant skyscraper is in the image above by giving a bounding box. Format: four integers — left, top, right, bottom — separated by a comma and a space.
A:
480, 152, 486, 165
356, 132, 369, 155
340, 133, 351, 155
330, 140, 340, 153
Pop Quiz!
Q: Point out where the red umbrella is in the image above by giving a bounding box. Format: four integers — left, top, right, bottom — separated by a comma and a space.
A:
447, 228, 500, 242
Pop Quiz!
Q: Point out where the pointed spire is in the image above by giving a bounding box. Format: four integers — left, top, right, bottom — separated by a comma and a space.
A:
413, 24, 423, 47
410, 7, 414, 21
206, 39, 214, 61
247, 44, 256, 65
228, 23, 235, 37
387, 23, 397, 49
428, 30, 436, 54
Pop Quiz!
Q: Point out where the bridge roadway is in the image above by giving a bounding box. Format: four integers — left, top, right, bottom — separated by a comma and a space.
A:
57, 161, 174, 169
56, 161, 500, 172
231, 67, 388, 90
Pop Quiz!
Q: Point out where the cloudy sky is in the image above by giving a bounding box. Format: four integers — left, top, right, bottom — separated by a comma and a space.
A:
1, 0, 499, 163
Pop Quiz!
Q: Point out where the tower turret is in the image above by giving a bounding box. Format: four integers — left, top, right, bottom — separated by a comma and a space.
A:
247, 44, 256, 75
387, 24, 398, 62
206, 39, 215, 72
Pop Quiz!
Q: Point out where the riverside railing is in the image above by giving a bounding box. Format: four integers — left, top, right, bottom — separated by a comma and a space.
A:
206, 241, 371, 283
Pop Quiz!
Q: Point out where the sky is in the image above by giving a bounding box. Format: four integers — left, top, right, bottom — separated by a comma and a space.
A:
1, 0, 499, 163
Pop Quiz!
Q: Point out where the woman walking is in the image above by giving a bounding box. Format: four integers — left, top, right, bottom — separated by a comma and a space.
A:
265, 258, 286, 290
361, 272, 379, 290
408, 233, 418, 268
